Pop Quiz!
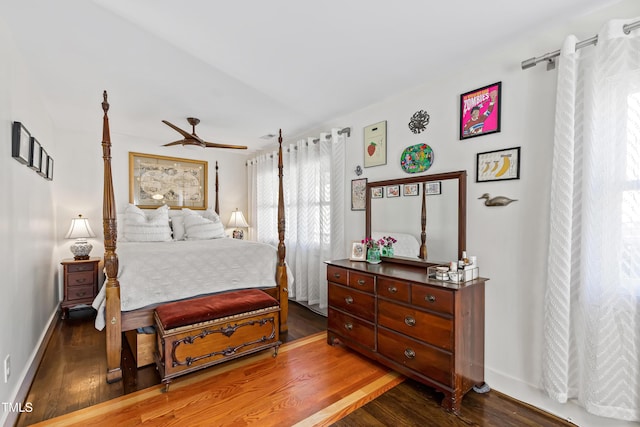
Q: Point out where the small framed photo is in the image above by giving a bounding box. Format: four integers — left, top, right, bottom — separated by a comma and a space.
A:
28, 137, 42, 171
403, 183, 419, 196
349, 241, 367, 261
460, 81, 501, 140
425, 181, 441, 195
386, 185, 400, 198
46, 156, 54, 181
476, 147, 521, 182
38, 147, 48, 177
371, 187, 384, 199
351, 178, 367, 211
12, 122, 31, 164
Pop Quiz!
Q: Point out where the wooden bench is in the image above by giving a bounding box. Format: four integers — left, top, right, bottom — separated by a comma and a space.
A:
154, 289, 281, 390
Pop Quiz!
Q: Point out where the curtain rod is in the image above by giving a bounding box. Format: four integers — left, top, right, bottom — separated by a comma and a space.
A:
521, 19, 640, 70
311, 126, 351, 143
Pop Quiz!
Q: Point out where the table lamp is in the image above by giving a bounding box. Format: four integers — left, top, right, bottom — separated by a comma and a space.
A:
228, 208, 249, 239
65, 214, 96, 259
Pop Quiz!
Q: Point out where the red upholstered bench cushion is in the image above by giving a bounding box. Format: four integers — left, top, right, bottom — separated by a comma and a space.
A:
155, 289, 279, 330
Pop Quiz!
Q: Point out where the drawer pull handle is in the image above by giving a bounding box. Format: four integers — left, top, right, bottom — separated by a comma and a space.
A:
426, 295, 436, 303
404, 348, 416, 359
345, 296, 354, 304
76, 292, 87, 297
75, 278, 87, 284
388, 286, 397, 293
404, 316, 416, 327
344, 322, 353, 331
333, 273, 341, 279
357, 279, 366, 286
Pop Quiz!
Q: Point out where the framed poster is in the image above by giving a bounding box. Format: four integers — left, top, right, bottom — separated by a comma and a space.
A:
403, 183, 419, 196
386, 185, 400, 198
11, 122, 31, 164
460, 81, 501, 140
349, 241, 367, 261
351, 178, 367, 211
371, 187, 384, 199
476, 147, 521, 182
28, 137, 42, 171
364, 120, 387, 167
46, 156, 54, 181
425, 181, 441, 195
37, 147, 48, 177
129, 152, 208, 209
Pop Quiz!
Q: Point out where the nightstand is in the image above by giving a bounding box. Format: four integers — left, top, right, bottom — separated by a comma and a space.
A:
60, 257, 100, 319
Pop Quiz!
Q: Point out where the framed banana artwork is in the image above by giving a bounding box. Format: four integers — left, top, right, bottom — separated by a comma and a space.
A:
476, 147, 520, 182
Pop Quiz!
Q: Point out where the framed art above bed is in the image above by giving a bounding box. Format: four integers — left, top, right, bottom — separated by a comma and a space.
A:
129, 152, 208, 210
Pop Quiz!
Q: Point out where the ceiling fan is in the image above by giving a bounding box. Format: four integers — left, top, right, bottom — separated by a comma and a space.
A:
161, 117, 247, 149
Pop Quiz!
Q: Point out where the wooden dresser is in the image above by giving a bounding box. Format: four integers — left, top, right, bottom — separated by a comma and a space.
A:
326, 259, 487, 413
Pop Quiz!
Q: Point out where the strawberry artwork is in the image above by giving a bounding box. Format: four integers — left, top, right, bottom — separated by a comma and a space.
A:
367, 141, 377, 157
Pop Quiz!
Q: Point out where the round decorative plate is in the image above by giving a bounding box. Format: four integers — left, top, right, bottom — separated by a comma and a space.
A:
401, 143, 433, 174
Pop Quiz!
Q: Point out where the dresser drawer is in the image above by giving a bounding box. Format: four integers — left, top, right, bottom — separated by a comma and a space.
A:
378, 299, 452, 350
327, 266, 348, 286
329, 283, 375, 322
328, 308, 375, 350
411, 285, 454, 315
67, 271, 95, 287
66, 283, 95, 301
378, 327, 452, 387
67, 262, 96, 273
377, 277, 410, 303
348, 271, 375, 293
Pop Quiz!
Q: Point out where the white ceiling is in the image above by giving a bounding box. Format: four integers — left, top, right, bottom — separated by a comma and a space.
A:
1, 0, 621, 152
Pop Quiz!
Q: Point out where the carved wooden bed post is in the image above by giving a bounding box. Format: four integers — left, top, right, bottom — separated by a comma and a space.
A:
215, 161, 220, 215
419, 182, 428, 259
275, 129, 288, 332
101, 91, 123, 383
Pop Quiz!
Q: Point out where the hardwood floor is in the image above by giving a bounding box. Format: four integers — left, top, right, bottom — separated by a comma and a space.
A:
17, 302, 570, 426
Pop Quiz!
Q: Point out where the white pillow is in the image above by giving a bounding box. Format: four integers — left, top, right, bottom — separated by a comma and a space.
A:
171, 215, 186, 241
182, 210, 225, 240
122, 204, 172, 242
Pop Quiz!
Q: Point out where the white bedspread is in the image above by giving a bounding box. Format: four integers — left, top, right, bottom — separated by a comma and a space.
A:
92, 238, 291, 330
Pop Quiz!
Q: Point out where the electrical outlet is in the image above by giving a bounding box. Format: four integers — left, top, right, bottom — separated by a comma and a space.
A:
3, 355, 10, 383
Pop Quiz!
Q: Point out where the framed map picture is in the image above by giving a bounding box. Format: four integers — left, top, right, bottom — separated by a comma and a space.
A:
129, 152, 208, 209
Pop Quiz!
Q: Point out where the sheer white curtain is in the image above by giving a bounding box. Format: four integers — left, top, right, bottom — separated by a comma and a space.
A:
543, 18, 640, 421
247, 129, 345, 309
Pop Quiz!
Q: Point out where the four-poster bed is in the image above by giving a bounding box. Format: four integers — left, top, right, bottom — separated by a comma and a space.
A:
99, 91, 289, 383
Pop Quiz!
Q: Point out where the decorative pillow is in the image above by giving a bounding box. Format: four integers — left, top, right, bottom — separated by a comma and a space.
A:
122, 204, 172, 242
182, 210, 226, 239
170, 215, 186, 241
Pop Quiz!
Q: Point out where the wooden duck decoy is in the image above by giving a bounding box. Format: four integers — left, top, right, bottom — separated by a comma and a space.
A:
478, 193, 517, 206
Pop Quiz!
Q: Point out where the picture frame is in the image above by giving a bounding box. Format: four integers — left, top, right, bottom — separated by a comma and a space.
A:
386, 185, 400, 198
46, 156, 54, 181
129, 152, 208, 209
371, 187, 384, 199
476, 147, 521, 182
351, 178, 367, 211
349, 241, 367, 261
403, 183, 419, 196
37, 147, 48, 177
425, 181, 441, 195
460, 81, 501, 140
363, 120, 387, 167
11, 122, 31, 164
28, 137, 42, 171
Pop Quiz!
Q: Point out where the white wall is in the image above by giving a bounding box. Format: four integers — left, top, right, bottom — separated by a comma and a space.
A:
0, 16, 57, 427
285, 2, 640, 425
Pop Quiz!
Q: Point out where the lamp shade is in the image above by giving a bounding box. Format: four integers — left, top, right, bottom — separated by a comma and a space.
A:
227, 209, 249, 228
65, 215, 96, 260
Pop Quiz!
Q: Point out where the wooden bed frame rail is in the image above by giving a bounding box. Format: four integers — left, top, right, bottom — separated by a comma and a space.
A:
100, 91, 288, 383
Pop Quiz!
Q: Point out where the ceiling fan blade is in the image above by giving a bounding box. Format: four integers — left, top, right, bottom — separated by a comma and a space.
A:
162, 120, 193, 140
204, 142, 248, 150
163, 140, 188, 147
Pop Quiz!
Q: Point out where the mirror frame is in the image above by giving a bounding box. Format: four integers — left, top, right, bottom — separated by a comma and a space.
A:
365, 170, 467, 267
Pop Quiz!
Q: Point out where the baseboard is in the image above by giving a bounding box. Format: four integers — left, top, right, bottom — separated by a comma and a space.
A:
1, 307, 59, 427
485, 367, 638, 427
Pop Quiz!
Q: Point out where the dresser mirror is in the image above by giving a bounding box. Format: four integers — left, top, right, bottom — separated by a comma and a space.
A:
365, 170, 467, 267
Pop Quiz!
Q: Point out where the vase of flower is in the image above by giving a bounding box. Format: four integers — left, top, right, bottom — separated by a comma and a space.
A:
362, 237, 384, 264
380, 236, 397, 258
367, 248, 381, 264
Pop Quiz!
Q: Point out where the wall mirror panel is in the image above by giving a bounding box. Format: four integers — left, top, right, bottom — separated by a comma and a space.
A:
366, 170, 467, 266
